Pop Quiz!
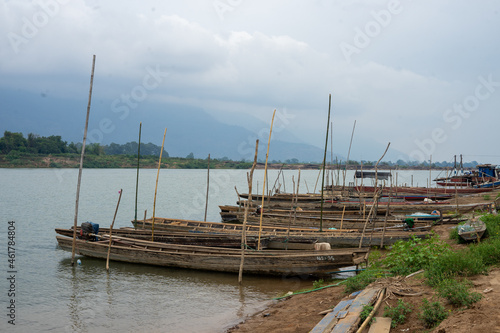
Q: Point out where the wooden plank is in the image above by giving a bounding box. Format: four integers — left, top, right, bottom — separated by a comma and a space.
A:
367, 317, 391, 333
309, 299, 353, 333
330, 288, 380, 333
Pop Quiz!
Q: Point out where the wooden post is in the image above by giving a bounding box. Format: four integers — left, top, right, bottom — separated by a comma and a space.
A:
381, 176, 393, 247
204, 154, 210, 222
320, 94, 332, 232
340, 205, 346, 230
359, 190, 380, 248
106, 189, 123, 271
152, 128, 167, 241
71, 54, 96, 266
342, 120, 356, 194
239, 140, 259, 284
257, 110, 276, 250
134, 122, 142, 229
142, 209, 147, 229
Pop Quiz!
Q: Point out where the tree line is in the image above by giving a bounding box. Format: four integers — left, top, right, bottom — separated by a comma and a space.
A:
0, 131, 168, 157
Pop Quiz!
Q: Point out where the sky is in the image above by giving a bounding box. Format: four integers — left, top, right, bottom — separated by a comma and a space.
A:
1, 0, 500, 163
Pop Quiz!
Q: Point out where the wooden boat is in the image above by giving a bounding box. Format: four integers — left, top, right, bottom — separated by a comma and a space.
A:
56, 234, 370, 277
132, 217, 432, 248
55, 227, 265, 248
458, 219, 487, 241
219, 208, 405, 229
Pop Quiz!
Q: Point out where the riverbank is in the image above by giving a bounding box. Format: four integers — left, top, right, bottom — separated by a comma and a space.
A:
0, 153, 470, 171
227, 189, 500, 333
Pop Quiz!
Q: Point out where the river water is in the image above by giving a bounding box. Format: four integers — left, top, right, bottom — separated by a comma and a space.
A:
0, 168, 437, 332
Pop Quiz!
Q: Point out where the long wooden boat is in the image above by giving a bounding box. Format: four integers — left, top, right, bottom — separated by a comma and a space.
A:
55, 227, 265, 248
132, 217, 431, 248
56, 234, 370, 277
458, 219, 487, 241
219, 209, 405, 229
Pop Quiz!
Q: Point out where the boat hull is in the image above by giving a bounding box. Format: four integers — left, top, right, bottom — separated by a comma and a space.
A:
56, 235, 369, 277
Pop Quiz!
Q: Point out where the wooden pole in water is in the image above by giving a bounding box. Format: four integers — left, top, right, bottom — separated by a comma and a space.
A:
106, 189, 123, 272
134, 122, 142, 229
71, 54, 96, 266
257, 110, 276, 250
239, 140, 259, 284
342, 120, 356, 194
152, 128, 167, 241
204, 154, 210, 222
320, 94, 332, 232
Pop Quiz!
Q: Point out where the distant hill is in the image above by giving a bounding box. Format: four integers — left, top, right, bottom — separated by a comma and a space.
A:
0, 88, 326, 162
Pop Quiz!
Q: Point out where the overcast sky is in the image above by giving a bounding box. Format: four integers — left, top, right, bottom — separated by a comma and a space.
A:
1, 0, 500, 163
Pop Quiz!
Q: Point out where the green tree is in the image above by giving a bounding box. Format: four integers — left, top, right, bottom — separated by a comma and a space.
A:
0, 131, 27, 153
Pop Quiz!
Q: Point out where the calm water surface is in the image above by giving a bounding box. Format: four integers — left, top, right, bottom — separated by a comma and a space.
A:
0, 168, 436, 332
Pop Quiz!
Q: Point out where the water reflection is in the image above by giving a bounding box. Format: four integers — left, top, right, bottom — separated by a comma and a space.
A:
56, 254, 315, 332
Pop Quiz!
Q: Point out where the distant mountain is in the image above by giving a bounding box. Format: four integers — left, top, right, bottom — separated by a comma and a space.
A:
0, 88, 326, 162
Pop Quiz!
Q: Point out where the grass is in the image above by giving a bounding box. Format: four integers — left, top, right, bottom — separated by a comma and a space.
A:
360, 304, 374, 323
338, 214, 500, 329
419, 298, 448, 329
436, 278, 482, 308
383, 299, 413, 328
383, 234, 451, 276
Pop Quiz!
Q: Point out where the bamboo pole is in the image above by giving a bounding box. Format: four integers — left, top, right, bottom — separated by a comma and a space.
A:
204, 154, 210, 222
342, 120, 356, 194
134, 122, 142, 229
239, 140, 259, 284
152, 128, 167, 241
71, 54, 96, 266
320, 94, 332, 232
359, 189, 380, 248
257, 110, 276, 250
380, 180, 393, 247
340, 205, 346, 230
142, 209, 147, 229
106, 189, 123, 271
313, 165, 322, 193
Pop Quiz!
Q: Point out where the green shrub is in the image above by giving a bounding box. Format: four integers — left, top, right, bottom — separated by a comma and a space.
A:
480, 214, 500, 239
437, 278, 482, 308
469, 238, 500, 266
425, 249, 486, 286
383, 299, 413, 328
419, 298, 448, 329
384, 234, 450, 276
360, 304, 374, 324
343, 269, 386, 294
313, 279, 324, 289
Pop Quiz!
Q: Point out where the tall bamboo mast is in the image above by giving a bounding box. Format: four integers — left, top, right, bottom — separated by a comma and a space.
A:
238, 140, 259, 284
257, 109, 276, 250
204, 154, 210, 222
320, 94, 332, 232
71, 54, 96, 266
342, 120, 356, 194
134, 122, 142, 229
151, 128, 167, 241
106, 189, 123, 271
